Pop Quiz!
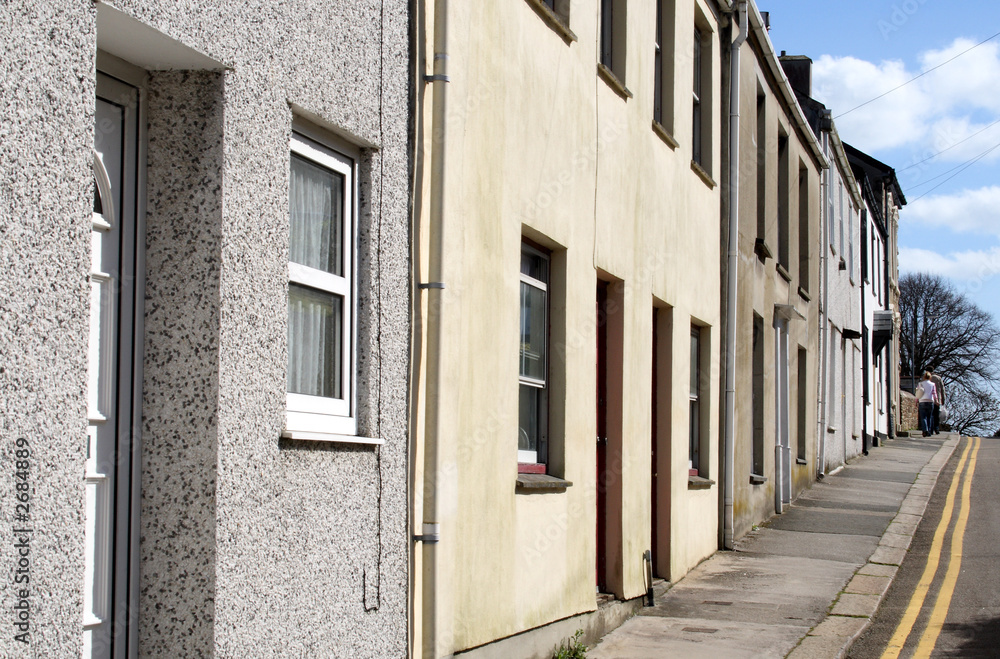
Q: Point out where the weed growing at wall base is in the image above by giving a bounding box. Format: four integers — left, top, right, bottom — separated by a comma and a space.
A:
552, 629, 588, 659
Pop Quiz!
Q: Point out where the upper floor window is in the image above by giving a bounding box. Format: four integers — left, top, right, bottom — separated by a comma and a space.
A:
519, 243, 550, 467
600, 0, 628, 88
691, 18, 713, 173
777, 132, 790, 274
653, 0, 676, 131
285, 129, 357, 438
692, 26, 703, 165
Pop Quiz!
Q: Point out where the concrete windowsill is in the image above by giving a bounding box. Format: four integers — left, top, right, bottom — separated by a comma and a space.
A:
776, 262, 792, 283
652, 121, 679, 149
750, 474, 768, 485
516, 473, 573, 493
688, 475, 716, 490
597, 63, 632, 100
755, 237, 773, 262
798, 286, 811, 302
523, 0, 577, 43
691, 160, 716, 189
796, 458, 808, 465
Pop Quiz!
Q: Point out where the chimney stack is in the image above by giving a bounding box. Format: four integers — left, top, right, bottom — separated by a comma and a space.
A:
779, 54, 813, 98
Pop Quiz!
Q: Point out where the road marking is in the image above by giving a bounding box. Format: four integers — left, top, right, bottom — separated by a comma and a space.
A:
881, 438, 975, 659
912, 436, 980, 658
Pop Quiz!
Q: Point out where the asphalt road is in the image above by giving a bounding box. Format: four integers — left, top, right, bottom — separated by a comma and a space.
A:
848, 435, 1000, 658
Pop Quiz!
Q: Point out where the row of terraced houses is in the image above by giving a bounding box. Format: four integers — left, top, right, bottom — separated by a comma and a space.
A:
1, 0, 904, 657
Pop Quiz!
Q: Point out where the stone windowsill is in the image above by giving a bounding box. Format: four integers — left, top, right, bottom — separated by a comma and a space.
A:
796, 458, 808, 465
597, 63, 633, 100
523, 0, 577, 43
754, 237, 773, 262
516, 473, 573, 493
688, 475, 715, 490
690, 160, 716, 189
798, 286, 811, 302
776, 262, 792, 283
750, 473, 768, 485
652, 121, 679, 149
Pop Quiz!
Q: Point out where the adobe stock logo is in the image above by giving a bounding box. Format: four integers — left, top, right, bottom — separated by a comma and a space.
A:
878, 0, 931, 40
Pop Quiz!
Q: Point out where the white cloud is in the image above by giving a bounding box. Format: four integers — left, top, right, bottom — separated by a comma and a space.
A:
813, 55, 930, 150
899, 245, 1000, 284
812, 39, 1000, 154
905, 186, 1000, 235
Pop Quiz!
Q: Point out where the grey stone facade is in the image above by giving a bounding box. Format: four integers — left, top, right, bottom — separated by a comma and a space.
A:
1, 1, 410, 656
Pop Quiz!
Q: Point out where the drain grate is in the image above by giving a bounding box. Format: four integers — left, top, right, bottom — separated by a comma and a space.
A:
683, 627, 719, 634
702, 600, 732, 606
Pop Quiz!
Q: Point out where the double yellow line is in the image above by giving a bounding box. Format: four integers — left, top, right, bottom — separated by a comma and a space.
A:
881, 436, 981, 659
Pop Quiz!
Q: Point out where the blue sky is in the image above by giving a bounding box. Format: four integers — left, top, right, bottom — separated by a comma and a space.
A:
761, 0, 1000, 321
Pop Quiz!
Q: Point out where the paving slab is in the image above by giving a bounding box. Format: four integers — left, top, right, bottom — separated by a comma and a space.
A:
588, 616, 807, 659
830, 592, 881, 617
879, 532, 912, 550
808, 615, 868, 638
857, 563, 898, 579
736, 529, 878, 564
844, 574, 891, 597
869, 545, 907, 566
786, 634, 853, 659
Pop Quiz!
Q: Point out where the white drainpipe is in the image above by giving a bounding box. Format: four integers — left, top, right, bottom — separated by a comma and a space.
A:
817, 124, 830, 477
723, 0, 748, 550
418, 0, 449, 655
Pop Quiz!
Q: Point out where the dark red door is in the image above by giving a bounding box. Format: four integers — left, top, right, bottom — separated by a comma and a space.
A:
596, 282, 609, 593
650, 309, 658, 569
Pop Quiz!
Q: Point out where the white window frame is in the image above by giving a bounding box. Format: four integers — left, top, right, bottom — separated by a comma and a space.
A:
692, 25, 703, 166
688, 326, 702, 475
518, 243, 549, 465
284, 129, 359, 439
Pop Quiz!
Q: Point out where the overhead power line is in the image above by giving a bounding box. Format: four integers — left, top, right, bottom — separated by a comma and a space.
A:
835, 30, 1000, 119
906, 138, 1000, 203
906, 137, 1000, 189
898, 117, 1000, 172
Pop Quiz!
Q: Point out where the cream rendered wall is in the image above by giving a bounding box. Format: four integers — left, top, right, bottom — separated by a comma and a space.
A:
414, 0, 723, 653
730, 27, 822, 540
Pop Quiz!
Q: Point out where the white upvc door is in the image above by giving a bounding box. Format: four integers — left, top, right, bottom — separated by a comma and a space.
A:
773, 318, 792, 513
85, 70, 144, 659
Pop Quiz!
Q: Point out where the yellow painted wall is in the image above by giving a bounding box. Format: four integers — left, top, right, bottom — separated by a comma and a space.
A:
414, 0, 725, 653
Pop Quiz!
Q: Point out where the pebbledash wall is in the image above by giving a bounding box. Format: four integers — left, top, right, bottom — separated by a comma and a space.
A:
1, 1, 409, 657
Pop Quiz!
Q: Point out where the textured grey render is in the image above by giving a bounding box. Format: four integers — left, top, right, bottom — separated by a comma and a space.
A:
1, 1, 410, 657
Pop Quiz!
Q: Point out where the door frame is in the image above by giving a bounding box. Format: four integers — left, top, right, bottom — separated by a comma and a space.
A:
90, 53, 148, 659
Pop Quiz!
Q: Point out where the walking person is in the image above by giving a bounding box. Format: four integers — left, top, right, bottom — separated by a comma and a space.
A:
930, 371, 946, 434
915, 372, 939, 437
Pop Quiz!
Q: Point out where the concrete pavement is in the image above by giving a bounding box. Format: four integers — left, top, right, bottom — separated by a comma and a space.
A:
588, 433, 960, 659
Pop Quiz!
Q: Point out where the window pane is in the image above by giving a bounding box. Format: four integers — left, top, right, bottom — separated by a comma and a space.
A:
521, 250, 548, 283
288, 283, 343, 399
290, 154, 344, 276
689, 399, 700, 469
690, 330, 700, 398
692, 28, 702, 94
519, 384, 542, 453
520, 282, 547, 381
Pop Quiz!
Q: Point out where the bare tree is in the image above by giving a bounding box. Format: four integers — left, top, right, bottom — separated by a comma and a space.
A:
899, 272, 1000, 435
899, 273, 1000, 382
945, 386, 1000, 437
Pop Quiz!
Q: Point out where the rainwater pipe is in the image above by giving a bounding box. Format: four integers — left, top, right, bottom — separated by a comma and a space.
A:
816, 117, 831, 478
417, 0, 449, 656
723, 0, 748, 550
